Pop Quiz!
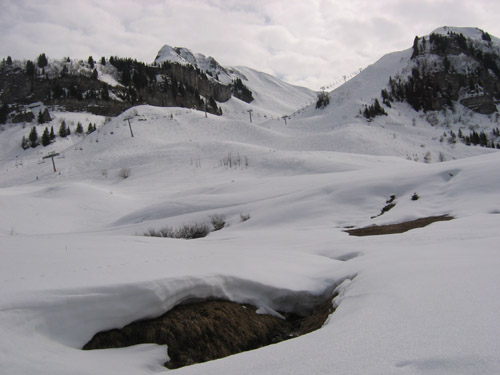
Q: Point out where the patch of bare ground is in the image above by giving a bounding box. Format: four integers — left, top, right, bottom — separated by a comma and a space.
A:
345, 215, 453, 236
83, 296, 336, 369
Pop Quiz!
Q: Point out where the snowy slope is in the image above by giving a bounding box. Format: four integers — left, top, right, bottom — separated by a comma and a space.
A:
1, 102, 500, 375
1, 28, 500, 375
279, 27, 500, 161
221, 65, 317, 120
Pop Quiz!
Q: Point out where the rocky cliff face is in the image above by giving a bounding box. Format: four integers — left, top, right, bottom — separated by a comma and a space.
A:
0, 67, 129, 116
0, 53, 252, 119
387, 27, 500, 114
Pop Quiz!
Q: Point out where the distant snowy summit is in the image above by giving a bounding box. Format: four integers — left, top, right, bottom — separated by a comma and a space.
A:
431, 26, 500, 44
323, 25, 500, 122
154, 45, 236, 85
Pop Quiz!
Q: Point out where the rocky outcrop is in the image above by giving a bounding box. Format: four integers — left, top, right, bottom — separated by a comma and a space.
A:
0, 56, 245, 117
12, 111, 35, 123
389, 30, 500, 114
165, 62, 232, 103
460, 95, 497, 114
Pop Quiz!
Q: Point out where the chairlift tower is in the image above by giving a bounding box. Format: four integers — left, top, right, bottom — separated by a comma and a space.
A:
247, 109, 253, 123
43, 151, 60, 172
124, 117, 134, 137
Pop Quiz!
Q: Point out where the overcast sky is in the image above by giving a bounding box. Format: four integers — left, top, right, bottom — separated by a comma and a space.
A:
1, 0, 499, 90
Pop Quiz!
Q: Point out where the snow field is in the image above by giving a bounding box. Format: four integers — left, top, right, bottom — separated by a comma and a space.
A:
2, 32, 500, 373
1, 110, 499, 374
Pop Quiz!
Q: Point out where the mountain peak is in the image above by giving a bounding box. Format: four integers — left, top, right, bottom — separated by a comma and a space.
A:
154, 45, 189, 65
429, 26, 498, 44
154, 44, 233, 84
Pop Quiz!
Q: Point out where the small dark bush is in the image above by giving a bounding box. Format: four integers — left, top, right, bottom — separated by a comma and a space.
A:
144, 222, 210, 239
209, 214, 226, 231
381, 203, 396, 214
316, 92, 330, 109
411, 193, 420, 201
118, 168, 131, 179
363, 99, 387, 120
240, 213, 251, 222
176, 223, 211, 239
386, 195, 396, 204
371, 195, 397, 219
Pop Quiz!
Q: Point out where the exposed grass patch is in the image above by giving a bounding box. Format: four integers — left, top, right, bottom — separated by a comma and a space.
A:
83, 295, 337, 369
345, 215, 453, 236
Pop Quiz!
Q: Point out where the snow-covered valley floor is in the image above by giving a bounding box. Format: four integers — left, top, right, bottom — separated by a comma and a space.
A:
1, 102, 500, 375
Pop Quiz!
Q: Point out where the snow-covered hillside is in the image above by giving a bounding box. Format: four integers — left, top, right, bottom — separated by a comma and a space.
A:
1, 27, 500, 375
284, 26, 500, 162
154, 44, 317, 112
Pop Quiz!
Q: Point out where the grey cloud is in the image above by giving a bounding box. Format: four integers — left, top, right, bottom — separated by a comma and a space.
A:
1, 0, 499, 90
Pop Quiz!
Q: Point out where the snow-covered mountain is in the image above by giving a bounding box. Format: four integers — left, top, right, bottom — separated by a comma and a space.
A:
0, 46, 316, 119
1, 27, 500, 375
283, 26, 500, 162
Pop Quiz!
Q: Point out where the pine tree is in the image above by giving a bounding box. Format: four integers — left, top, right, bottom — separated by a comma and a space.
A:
91, 68, 98, 80
100, 56, 106, 66
482, 31, 492, 42
101, 87, 109, 101
41, 127, 51, 146
87, 123, 94, 134
6, 56, 12, 65
50, 126, 55, 140
37, 53, 48, 68
76, 122, 83, 134
26, 60, 35, 77
121, 66, 131, 86
480, 131, 488, 146
88, 56, 94, 68
52, 83, 64, 98
0, 103, 9, 124
411, 36, 420, 59
381, 89, 392, 107
316, 91, 330, 109
209, 96, 217, 110
21, 136, 29, 150
363, 99, 387, 120
37, 110, 45, 124
59, 121, 67, 137
28, 126, 39, 147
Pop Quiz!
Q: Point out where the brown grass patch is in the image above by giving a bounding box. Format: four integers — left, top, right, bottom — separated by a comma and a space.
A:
345, 215, 453, 236
83, 296, 336, 369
